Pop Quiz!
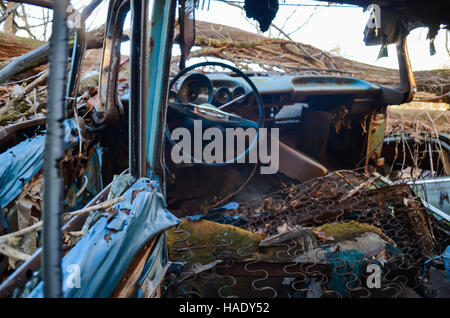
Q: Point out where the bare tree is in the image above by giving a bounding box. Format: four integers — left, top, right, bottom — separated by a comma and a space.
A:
0, 2, 52, 41
1, 1, 19, 34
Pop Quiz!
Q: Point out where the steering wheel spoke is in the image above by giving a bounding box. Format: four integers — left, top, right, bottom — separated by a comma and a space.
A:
218, 91, 253, 110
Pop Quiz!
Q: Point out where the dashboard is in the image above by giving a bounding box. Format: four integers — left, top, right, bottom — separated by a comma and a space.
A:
117, 72, 402, 124
169, 72, 385, 115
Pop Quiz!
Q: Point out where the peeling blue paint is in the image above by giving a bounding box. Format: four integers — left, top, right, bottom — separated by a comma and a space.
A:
0, 119, 79, 208
27, 177, 180, 298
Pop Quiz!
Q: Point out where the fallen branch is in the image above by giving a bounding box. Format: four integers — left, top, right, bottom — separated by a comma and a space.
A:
339, 176, 380, 202
62, 196, 125, 219
0, 243, 30, 261
0, 70, 48, 115
0, 42, 50, 85
0, 70, 45, 86
0, 3, 20, 24
9, 1, 53, 9
191, 21, 448, 94
0, 25, 107, 85
0, 196, 125, 245
335, 171, 356, 189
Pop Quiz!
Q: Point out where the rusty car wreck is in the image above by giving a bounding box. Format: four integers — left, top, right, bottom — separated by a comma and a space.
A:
0, 0, 449, 298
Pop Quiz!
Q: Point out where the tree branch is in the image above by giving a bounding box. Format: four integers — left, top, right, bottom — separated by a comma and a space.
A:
0, 196, 125, 249
0, 70, 48, 122
0, 25, 107, 85
0, 2, 20, 24
0, 243, 31, 261
8, 1, 53, 9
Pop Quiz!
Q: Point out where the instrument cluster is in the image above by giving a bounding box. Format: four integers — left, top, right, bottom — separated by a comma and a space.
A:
173, 72, 247, 107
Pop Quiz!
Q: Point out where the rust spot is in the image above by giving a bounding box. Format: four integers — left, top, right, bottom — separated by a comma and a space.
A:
86, 95, 98, 111
104, 232, 111, 242
106, 208, 119, 222
89, 87, 98, 96
104, 229, 119, 243
120, 208, 131, 215
149, 37, 154, 53
132, 189, 145, 203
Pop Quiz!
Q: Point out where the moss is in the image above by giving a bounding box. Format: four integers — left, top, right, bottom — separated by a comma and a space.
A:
167, 218, 310, 270
16, 101, 30, 113
0, 112, 17, 125
167, 219, 263, 268
79, 73, 99, 92
313, 221, 395, 245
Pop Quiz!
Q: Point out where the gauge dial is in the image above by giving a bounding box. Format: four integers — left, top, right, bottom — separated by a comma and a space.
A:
231, 86, 246, 100
213, 86, 232, 105
178, 73, 213, 105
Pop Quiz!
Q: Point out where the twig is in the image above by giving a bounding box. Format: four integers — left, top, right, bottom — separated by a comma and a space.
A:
413, 91, 449, 102
0, 25, 107, 85
0, 3, 20, 24
0, 243, 30, 261
0, 70, 48, 116
339, 176, 380, 202
335, 171, 356, 189
63, 196, 125, 219
424, 110, 446, 174
286, 4, 319, 36
0, 196, 125, 244
270, 23, 293, 41
0, 70, 46, 87
372, 172, 393, 185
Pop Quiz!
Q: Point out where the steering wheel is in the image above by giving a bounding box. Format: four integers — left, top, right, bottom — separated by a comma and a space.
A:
165, 61, 265, 166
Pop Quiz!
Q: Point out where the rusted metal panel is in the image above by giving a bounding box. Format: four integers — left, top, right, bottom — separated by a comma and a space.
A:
95, 0, 129, 125
145, 0, 176, 176
137, 234, 171, 298
129, 0, 149, 178
111, 235, 157, 298
177, 0, 196, 70
365, 112, 386, 172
